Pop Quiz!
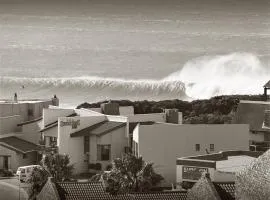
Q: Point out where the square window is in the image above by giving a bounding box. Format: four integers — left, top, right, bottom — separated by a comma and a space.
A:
195, 144, 200, 151
97, 145, 111, 161
210, 144, 215, 151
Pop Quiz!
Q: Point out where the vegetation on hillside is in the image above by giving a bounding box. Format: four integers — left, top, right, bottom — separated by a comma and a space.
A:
77, 95, 265, 124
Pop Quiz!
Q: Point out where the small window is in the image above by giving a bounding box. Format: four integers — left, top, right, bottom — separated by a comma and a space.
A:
97, 145, 111, 161
195, 144, 200, 151
84, 136, 90, 154
23, 154, 27, 159
210, 144, 215, 151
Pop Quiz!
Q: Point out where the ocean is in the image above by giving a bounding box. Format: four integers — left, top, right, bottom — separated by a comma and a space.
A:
0, 0, 269, 107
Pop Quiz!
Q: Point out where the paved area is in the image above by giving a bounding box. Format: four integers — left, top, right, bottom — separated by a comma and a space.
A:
0, 177, 29, 200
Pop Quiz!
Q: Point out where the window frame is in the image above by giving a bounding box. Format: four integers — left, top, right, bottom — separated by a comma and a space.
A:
195, 144, 200, 152
97, 144, 111, 161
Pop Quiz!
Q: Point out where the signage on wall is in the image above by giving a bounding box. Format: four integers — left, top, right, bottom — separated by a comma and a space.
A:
182, 166, 209, 181
60, 119, 80, 129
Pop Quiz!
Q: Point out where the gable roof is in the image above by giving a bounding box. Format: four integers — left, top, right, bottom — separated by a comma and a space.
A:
187, 174, 235, 200
37, 179, 187, 200
0, 136, 41, 154
233, 101, 270, 132
40, 113, 77, 132
70, 121, 126, 138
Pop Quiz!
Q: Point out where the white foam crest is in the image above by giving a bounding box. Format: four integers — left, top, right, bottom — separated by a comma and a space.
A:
1, 76, 186, 95
164, 52, 270, 99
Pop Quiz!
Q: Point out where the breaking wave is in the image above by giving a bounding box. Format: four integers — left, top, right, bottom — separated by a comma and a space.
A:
1, 52, 269, 103
164, 52, 270, 98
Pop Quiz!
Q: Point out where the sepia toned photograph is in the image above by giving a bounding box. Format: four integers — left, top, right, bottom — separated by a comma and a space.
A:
0, 0, 269, 199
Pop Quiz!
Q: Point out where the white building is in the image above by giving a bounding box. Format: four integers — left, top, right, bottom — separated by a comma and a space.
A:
132, 123, 250, 185
176, 150, 262, 186
0, 95, 58, 171
40, 102, 182, 174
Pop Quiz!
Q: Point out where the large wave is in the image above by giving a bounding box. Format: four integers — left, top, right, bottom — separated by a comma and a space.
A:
164, 52, 269, 99
1, 52, 269, 103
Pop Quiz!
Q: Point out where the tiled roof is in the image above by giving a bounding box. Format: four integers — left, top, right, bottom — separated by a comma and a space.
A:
17, 117, 42, 126
233, 101, 270, 132
213, 182, 235, 200
38, 179, 187, 200
129, 191, 187, 200
0, 136, 40, 153
70, 121, 126, 138
56, 182, 111, 200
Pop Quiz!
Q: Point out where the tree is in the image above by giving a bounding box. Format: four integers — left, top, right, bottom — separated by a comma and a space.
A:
93, 154, 164, 195
41, 153, 74, 182
27, 153, 74, 199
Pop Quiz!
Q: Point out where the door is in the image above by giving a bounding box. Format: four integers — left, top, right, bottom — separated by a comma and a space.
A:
3, 156, 8, 169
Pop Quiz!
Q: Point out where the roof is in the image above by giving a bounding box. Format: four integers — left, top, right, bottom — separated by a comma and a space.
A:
40, 113, 77, 132
37, 179, 188, 200
213, 182, 235, 200
17, 117, 43, 126
70, 121, 126, 138
236, 149, 270, 199
264, 80, 270, 88
233, 100, 270, 132
0, 136, 41, 154
216, 156, 256, 173
187, 174, 235, 200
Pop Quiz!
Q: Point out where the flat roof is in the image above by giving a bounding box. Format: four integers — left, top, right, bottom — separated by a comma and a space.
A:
216, 155, 256, 173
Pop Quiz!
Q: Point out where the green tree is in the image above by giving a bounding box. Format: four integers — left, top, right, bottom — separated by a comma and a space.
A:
94, 154, 163, 195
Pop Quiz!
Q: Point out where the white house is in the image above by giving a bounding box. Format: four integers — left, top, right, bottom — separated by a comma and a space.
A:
132, 123, 250, 186
41, 102, 182, 174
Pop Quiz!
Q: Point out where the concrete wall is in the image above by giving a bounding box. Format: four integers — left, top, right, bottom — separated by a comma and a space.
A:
0, 100, 52, 121
128, 113, 166, 123
20, 120, 43, 144
135, 124, 249, 185
43, 108, 74, 127
0, 115, 22, 134
58, 116, 106, 174
119, 106, 134, 115
89, 126, 128, 171
0, 146, 37, 172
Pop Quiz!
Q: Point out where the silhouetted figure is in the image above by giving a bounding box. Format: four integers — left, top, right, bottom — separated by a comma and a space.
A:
14, 93, 18, 102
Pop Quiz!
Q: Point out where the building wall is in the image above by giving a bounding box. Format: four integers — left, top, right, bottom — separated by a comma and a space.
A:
43, 108, 74, 127
58, 116, 106, 174
75, 108, 104, 117
128, 113, 166, 123
119, 106, 134, 115
0, 146, 37, 172
135, 124, 249, 185
89, 127, 128, 171
20, 120, 43, 144
0, 115, 22, 134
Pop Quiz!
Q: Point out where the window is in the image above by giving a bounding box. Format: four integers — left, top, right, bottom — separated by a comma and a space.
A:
195, 144, 200, 151
49, 137, 57, 147
97, 145, 111, 161
84, 136, 90, 154
210, 144, 215, 151
23, 154, 27, 159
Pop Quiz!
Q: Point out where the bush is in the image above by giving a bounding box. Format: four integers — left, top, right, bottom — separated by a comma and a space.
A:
0, 169, 14, 177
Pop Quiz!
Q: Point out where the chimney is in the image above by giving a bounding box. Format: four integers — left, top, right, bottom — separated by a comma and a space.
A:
101, 101, 120, 115
164, 109, 179, 124
264, 110, 270, 128
52, 95, 59, 106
